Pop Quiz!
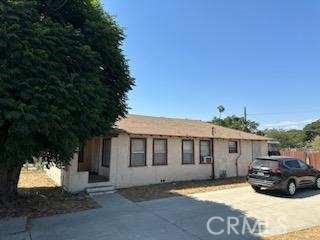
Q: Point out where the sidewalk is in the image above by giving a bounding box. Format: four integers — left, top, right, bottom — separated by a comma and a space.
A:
0, 217, 30, 240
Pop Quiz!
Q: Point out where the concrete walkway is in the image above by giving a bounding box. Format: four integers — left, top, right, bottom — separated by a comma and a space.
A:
0, 217, 30, 240
4, 186, 320, 240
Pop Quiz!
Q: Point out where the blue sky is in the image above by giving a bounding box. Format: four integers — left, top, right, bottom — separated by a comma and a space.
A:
103, 0, 320, 130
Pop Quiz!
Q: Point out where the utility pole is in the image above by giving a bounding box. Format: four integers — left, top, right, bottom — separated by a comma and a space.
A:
243, 107, 247, 131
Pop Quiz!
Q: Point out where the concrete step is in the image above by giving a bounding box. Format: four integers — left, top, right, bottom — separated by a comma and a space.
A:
86, 185, 116, 196
88, 190, 117, 196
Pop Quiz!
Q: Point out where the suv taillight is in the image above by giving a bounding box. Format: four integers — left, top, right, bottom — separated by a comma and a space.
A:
272, 164, 282, 174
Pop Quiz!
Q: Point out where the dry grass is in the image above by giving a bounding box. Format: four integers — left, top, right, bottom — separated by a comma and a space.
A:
264, 226, 320, 240
18, 169, 57, 189
119, 177, 248, 202
0, 169, 99, 219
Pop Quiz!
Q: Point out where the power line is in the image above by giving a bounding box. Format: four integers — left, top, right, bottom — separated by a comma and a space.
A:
247, 109, 320, 116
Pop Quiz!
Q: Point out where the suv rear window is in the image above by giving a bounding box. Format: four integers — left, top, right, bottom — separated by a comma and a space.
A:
252, 159, 279, 169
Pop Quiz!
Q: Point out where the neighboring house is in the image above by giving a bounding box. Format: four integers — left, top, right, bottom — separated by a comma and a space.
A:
46, 114, 269, 192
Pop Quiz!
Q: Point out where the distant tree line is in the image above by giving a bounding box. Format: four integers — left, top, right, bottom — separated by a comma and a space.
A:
211, 116, 320, 150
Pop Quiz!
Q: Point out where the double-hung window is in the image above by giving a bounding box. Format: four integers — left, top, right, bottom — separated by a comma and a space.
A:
182, 140, 194, 164
200, 140, 211, 163
130, 138, 146, 167
229, 141, 238, 153
153, 139, 167, 165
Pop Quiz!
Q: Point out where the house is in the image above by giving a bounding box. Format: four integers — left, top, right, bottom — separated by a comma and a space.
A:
45, 114, 269, 193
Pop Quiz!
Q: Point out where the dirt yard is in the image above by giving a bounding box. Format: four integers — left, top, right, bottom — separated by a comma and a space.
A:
0, 169, 99, 219
119, 177, 248, 202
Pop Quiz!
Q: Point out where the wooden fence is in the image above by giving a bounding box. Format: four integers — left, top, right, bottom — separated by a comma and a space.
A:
308, 151, 320, 170
280, 149, 320, 170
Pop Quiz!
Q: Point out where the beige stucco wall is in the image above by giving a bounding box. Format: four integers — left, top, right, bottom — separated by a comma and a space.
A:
46, 153, 112, 193
45, 155, 88, 192
110, 134, 213, 188
44, 164, 63, 186
46, 133, 268, 192
110, 133, 268, 189
213, 139, 267, 178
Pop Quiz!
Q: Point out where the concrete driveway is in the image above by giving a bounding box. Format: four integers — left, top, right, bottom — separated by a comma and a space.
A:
27, 186, 320, 240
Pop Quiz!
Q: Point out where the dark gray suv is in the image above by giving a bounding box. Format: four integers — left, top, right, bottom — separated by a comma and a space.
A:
247, 156, 320, 196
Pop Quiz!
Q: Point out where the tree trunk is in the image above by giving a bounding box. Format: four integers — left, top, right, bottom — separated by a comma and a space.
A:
0, 164, 22, 200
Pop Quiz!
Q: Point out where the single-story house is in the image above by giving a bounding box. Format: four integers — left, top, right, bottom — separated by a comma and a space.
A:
46, 114, 269, 193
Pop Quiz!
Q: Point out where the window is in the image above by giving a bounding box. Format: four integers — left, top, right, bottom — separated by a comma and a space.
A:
182, 140, 194, 164
285, 159, 301, 169
102, 138, 111, 167
200, 140, 211, 163
228, 141, 238, 153
130, 138, 146, 167
153, 139, 167, 165
78, 144, 84, 163
298, 160, 309, 170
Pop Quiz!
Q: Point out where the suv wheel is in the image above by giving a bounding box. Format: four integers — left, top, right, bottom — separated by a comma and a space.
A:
251, 185, 261, 192
286, 181, 296, 196
315, 177, 320, 190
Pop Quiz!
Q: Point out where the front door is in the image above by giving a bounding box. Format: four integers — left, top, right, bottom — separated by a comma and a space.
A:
101, 138, 111, 179
90, 138, 101, 174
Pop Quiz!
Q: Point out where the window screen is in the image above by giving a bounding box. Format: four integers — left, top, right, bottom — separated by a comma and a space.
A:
130, 138, 146, 166
153, 139, 167, 165
200, 140, 211, 163
229, 141, 238, 153
182, 140, 194, 164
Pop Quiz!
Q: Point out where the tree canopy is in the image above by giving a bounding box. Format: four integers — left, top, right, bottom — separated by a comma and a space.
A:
211, 115, 260, 134
0, 0, 133, 196
263, 120, 320, 150
311, 136, 320, 151
303, 120, 320, 142
264, 129, 306, 149
211, 114, 320, 150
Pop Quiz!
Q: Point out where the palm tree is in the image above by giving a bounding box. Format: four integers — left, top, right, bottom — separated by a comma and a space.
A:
217, 105, 225, 125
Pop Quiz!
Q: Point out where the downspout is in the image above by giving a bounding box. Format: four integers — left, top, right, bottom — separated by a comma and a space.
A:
235, 140, 242, 177
211, 127, 216, 180
251, 141, 254, 162
211, 138, 215, 179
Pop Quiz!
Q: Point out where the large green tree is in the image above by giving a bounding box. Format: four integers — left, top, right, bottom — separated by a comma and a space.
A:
211, 115, 260, 133
0, 0, 133, 198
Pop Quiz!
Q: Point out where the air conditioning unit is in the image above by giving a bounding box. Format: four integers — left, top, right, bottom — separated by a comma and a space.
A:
203, 156, 213, 164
